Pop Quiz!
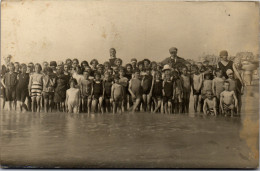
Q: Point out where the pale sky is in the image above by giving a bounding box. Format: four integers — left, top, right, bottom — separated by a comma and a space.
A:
1, 0, 259, 65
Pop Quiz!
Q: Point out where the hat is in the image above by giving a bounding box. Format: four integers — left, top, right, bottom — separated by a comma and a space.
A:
131, 58, 137, 62
50, 61, 57, 67
169, 47, 178, 53
226, 69, 233, 75
219, 50, 228, 56
162, 64, 171, 71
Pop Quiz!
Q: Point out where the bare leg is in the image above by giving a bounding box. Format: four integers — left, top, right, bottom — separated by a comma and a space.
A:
31, 97, 36, 112
168, 101, 172, 114
132, 98, 141, 113
99, 97, 104, 114
87, 98, 91, 114
92, 99, 97, 113
142, 95, 147, 112
36, 96, 41, 112
113, 101, 116, 114
44, 98, 48, 113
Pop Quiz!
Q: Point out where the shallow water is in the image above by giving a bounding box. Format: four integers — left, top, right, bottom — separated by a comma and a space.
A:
0, 82, 259, 168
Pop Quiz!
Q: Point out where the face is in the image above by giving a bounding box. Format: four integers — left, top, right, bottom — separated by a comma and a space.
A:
104, 73, 110, 79
72, 60, 78, 69
104, 64, 110, 70
126, 66, 132, 72
115, 60, 121, 66
98, 67, 103, 73
8, 65, 14, 72
35, 65, 41, 73
110, 49, 116, 57
119, 70, 125, 76
131, 61, 136, 67
146, 70, 150, 75
170, 50, 177, 57
206, 91, 213, 99
56, 67, 62, 74
76, 67, 81, 74
83, 72, 89, 79
155, 74, 160, 80
50, 66, 56, 71
216, 71, 222, 77
95, 75, 101, 80
14, 63, 19, 70
152, 63, 157, 70
164, 70, 171, 75
43, 62, 48, 69
224, 82, 229, 90
221, 55, 228, 61
182, 68, 187, 75
66, 59, 72, 66
22, 66, 27, 73
92, 61, 97, 67
144, 61, 149, 67
135, 72, 140, 78
197, 63, 202, 69
70, 81, 75, 88
108, 69, 113, 75
82, 63, 88, 68
228, 73, 233, 79
64, 65, 69, 72
138, 64, 144, 71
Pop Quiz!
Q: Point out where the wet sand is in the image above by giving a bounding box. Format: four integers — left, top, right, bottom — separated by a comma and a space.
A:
0, 81, 259, 168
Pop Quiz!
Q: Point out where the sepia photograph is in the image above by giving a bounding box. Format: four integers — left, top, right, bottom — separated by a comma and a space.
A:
0, 0, 259, 168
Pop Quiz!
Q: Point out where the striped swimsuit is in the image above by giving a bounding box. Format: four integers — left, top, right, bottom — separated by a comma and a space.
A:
30, 73, 43, 97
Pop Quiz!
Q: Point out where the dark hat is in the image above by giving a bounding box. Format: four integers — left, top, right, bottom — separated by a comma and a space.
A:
50, 61, 57, 67
169, 47, 178, 53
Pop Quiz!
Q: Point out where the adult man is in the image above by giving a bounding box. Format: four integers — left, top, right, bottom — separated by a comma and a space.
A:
161, 47, 186, 71
109, 48, 117, 67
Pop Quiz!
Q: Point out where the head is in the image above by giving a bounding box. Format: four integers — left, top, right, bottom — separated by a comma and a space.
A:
34, 63, 42, 73
172, 71, 179, 79
169, 47, 178, 57
64, 64, 69, 72
115, 58, 122, 67
83, 71, 90, 79
56, 65, 63, 75
182, 67, 188, 75
119, 67, 125, 77
75, 66, 82, 74
137, 61, 144, 71
46, 67, 53, 75
197, 62, 203, 69
94, 72, 101, 80
20, 64, 27, 73
42, 61, 49, 70
204, 73, 210, 80
72, 58, 79, 69
14, 62, 20, 71
193, 65, 199, 74
203, 60, 209, 67
145, 69, 151, 75
50, 61, 57, 71
151, 61, 157, 70
157, 63, 162, 71
206, 90, 213, 99
90, 59, 98, 68
104, 71, 110, 79
107, 68, 113, 75
131, 58, 137, 67
104, 61, 111, 70
164, 69, 171, 76
215, 69, 223, 78
154, 71, 161, 80
223, 81, 230, 91
110, 48, 116, 57
97, 64, 103, 74
81, 61, 89, 69
114, 74, 120, 83
125, 63, 132, 73
143, 59, 150, 68
133, 69, 140, 78
8, 63, 15, 72
226, 69, 234, 79
66, 58, 72, 66
70, 78, 77, 88
220, 50, 228, 61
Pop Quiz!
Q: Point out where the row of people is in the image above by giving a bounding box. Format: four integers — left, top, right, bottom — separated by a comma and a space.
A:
0, 57, 243, 116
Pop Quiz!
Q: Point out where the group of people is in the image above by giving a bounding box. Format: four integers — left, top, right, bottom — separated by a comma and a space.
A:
0, 47, 244, 117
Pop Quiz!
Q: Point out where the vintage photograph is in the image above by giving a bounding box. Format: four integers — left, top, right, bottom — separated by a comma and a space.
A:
0, 0, 259, 168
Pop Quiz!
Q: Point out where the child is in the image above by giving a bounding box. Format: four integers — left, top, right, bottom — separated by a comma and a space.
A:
137, 61, 146, 76
180, 67, 192, 113
81, 61, 89, 70
28, 63, 43, 112
63, 64, 71, 77
143, 59, 151, 70
220, 81, 238, 117
14, 62, 20, 74
212, 69, 225, 113
203, 90, 217, 116
50, 61, 57, 73
80, 71, 92, 113
54, 66, 70, 112
91, 72, 104, 113
72, 66, 84, 88
16, 64, 30, 112
172, 71, 183, 114
104, 61, 111, 73
201, 73, 213, 112
141, 69, 153, 112
150, 61, 157, 76
1, 63, 17, 111
103, 72, 113, 113
66, 78, 80, 113
42, 67, 56, 112
192, 65, 203, 112
226, 69, 243, 114
114, 58, 123, 68
71, 58, 79, 74
151, 71, 163, 113
111, 75, 125, 114
162, 71, 173, 114
131, 58, 137, 70
90, 59, 98, 75
119, 68, 129, 111
125, 64, 133, 80
128, 69, 142, 113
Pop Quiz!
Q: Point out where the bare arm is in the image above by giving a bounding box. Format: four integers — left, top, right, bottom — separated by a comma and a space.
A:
111, 84, 114, 100
220, 92, 224, 112
162, 80, 165, 96
233, 64, 244, 86
232, 91, 238, 107
1, 76, 6, 88
128, 79, 135, 97
203, 99, 207, 115
212, 80, 216, 95
213, 97, 217, 116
